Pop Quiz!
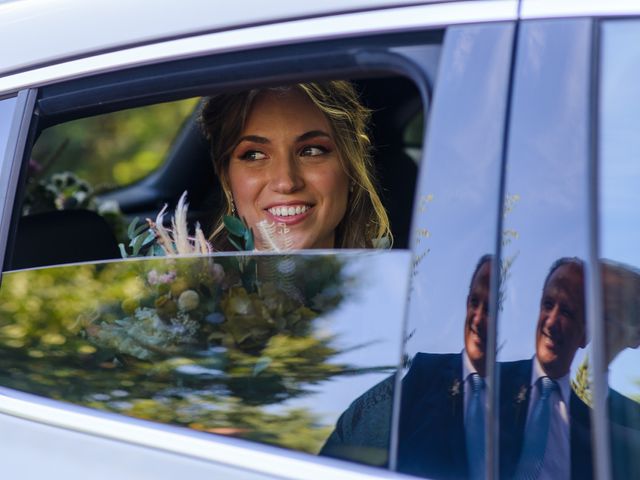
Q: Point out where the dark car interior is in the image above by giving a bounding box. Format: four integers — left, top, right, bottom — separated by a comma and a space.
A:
4, 75, 423, 272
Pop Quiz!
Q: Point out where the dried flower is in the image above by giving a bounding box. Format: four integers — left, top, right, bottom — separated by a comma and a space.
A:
209, 263, 225, 283
146, 192, 213, 256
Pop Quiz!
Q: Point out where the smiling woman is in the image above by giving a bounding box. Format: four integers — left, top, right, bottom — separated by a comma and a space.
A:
200, 81, 391, 250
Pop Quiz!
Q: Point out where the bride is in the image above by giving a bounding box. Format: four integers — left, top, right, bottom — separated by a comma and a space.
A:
199, 80, 391, 251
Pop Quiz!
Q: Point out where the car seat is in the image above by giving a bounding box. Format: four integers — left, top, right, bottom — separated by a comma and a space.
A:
6, 210, 121, 271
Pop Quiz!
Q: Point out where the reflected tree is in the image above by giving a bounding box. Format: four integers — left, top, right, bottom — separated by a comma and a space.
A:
0, 255, 388, 453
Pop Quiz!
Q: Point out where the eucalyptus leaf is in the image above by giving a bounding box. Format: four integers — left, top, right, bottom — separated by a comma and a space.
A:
131, 221, 148, 238
140, 231, 156, 247
127, 217, 141, 238
245, 228, 255, 251
131, 232, 147, 255
223, 216, 246, 237
228, 237, 243, 252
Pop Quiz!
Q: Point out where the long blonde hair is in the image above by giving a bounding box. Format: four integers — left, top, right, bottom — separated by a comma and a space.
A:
199, 80, 391, 249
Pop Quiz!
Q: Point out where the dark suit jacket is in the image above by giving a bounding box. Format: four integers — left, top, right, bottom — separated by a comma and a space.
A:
320, 352, 466, 475
396, 352, 468, 479
608, 388, 640, 479
321, 354, 595, 480
498, 359, 593, 480
319, 373, 394, 466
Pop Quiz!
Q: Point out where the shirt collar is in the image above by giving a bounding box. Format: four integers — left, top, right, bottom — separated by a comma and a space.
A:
531, 356, 571, 406
462, 348, 477, 381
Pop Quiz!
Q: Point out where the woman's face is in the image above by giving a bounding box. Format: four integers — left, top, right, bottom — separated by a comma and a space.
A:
228, 89, 349, 250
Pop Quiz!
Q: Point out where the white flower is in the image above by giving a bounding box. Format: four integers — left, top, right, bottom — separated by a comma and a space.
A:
178, 290, 200, 312
209, 263, 225, 282
97, 199, 121, 215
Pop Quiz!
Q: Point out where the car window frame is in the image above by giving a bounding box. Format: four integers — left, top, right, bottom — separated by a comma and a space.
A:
0, 90, 36, 277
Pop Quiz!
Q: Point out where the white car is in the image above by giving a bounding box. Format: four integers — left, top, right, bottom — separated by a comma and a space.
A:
1, 1, 639, 479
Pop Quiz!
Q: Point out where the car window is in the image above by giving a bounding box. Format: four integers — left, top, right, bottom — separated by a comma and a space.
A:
0, 30, 440, 472
3, 74, 425, 274
30, 98, 198, 193
600, 19, 640, 479
498, 19, 594, 479
395, 23, 513, 478
0, 252, 409, 463
402, 112, 423, 163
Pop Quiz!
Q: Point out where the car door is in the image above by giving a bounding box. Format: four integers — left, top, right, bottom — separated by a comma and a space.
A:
0, 1, 518, 478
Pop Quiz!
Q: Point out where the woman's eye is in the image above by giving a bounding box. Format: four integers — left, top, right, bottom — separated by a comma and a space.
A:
300, 145, 327, 157
240, 150, 266, 161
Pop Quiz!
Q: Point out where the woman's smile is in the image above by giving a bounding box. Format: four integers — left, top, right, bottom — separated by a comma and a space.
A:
265, 203, 313, 224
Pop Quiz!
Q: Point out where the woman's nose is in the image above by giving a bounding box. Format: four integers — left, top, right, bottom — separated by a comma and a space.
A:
269, 155, 304, 193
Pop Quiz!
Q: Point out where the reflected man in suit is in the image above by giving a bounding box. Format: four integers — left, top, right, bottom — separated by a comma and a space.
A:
500, 257, 593, 479
397, 254, 492, 479
320, 255, 493, 479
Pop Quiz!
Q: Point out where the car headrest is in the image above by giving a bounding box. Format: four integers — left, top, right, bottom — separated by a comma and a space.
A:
6, 210, 121, 271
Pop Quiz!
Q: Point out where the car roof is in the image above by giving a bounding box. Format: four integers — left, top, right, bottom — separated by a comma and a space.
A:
0, 0, 441, 78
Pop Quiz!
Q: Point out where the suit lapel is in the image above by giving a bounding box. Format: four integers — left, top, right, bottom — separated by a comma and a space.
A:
569, 391, 593, 480
397, 353, 467, 479
498, 359, 532, 477
447, 354, 467, 471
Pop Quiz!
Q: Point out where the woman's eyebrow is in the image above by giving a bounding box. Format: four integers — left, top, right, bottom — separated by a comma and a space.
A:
297, 130, 332, 142
237, 135, 269, 144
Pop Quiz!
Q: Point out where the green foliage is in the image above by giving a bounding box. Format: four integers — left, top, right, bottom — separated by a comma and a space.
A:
119, 217, 162, 258
31, 98, 199, 189
224, 215, 255, 251
572, 356, 593, 406
0, 255, 383, 455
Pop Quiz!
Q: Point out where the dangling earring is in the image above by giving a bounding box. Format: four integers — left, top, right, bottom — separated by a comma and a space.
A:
230, 198, 237, 216
349, 182, 355, 193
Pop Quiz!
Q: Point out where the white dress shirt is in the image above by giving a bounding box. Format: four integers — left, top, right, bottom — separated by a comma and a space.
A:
525, 356, 571, 479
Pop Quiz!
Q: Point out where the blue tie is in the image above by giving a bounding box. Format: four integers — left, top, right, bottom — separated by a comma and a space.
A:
466, 373, 485, 479
514, 376, 557, 480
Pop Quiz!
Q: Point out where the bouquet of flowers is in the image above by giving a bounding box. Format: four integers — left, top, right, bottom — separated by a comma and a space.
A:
79, 193, 348, 404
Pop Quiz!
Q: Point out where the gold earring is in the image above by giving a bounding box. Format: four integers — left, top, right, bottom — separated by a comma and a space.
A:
230, 198, 236, 216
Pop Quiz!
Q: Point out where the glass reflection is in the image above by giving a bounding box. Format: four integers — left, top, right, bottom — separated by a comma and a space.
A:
600, 19, 640, 478
499, 258, 591, 479
396, 256, 492, 479
320, 23, 516, 477
374, 22, 512, 479
499, 19, 594, 480
601, 261, 640, 478
0, 252, 408, 460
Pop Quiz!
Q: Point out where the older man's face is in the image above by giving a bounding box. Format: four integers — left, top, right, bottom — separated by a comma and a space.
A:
465, 261, 491, 377
536, 263, 586, 379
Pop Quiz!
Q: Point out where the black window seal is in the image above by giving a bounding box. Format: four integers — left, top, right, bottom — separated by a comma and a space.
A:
0, 89, 36, 279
